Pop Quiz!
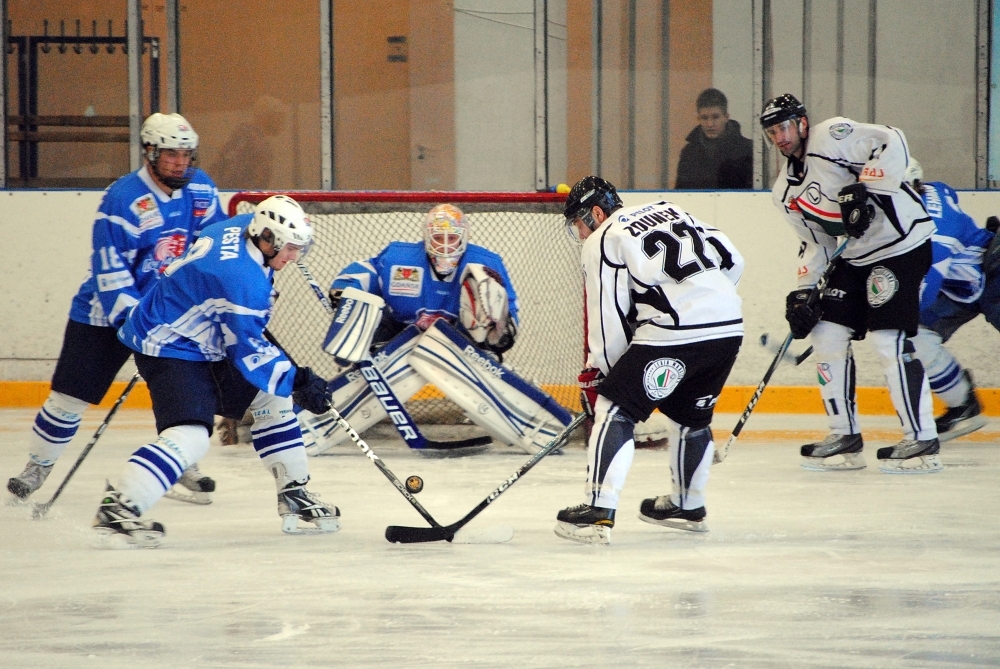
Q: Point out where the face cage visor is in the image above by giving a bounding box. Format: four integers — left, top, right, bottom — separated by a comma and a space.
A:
564, 208, 598, 244
763, 118, 801, 143
426, 228, 465, 276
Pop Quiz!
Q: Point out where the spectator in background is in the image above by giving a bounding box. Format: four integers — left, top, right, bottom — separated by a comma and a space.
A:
675, 88, 753, 190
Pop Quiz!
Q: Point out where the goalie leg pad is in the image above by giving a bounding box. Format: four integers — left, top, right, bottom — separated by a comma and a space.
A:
301, 326, 425, 455
323, 287, 385, 364
408, 320, 572, 454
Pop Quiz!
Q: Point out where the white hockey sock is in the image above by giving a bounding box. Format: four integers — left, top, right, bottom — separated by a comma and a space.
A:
870, 329, 936, 440
118, 424, 210, 514
810, 321, 859, 434
28, 391, 89, 465
250, 392, 311, 487
586, 396, 635, 509
669, 425, 713, 510
910, 326, 970, 407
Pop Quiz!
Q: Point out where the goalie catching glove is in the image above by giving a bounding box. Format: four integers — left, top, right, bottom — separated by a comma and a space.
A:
837, 182, 876, 239
292, 367, 331, 416
459, 263, 517, 355
323, 287, 385, 365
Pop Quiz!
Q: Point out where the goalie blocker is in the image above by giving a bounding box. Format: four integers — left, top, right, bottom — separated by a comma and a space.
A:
300, 320, 571, 456
323, 287, 385, 364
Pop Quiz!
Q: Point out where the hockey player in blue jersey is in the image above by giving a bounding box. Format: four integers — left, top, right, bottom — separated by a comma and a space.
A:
907, 160, 997, 440
92, 195, 338, 547
7, 113, 226, 503
302, 203, 573, 457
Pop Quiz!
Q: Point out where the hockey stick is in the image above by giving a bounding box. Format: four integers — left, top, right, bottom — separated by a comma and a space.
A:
714, 239, 850, 465
294, 260, 491, 456
759, 333, 813, 366
31, 372, 141, 519
385, 412, 587, 544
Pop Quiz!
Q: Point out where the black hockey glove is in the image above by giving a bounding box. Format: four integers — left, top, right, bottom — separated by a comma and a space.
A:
785, 289, 822, 340
292, 366, 331, 416
837, 182, 876, 239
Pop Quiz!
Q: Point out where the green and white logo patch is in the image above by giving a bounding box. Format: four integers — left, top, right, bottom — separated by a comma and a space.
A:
867, 266, 898, 307
642, 358, 686, 400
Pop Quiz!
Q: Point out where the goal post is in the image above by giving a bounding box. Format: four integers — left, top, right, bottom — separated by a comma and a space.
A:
228, 191, 583, 423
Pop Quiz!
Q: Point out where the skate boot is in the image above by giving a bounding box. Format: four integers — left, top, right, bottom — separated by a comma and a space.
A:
92, 483, 164, 548
278, 479, 340, 534
935, 372, 987, 442
554, 504, 615, 545
800, 433, 865, 471
164, 463, 216, 505
877, 438, 942, 474
7, 458, 54, 500
638, 496, 708, 532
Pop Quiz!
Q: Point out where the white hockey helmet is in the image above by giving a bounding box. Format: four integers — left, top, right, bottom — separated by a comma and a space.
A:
249, 195, 313, 258
141, 113, 199, 189
424, 204, 468, 276
904, 158, 923, 186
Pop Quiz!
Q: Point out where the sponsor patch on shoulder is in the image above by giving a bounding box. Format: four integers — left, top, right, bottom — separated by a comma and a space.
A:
829, 122, 853, 140
642, 358, 686, 400
389, 265, 422, 297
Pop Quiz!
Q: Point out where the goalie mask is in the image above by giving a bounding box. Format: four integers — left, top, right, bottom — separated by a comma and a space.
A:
424, 204, 468, 277
249, 195, 314, 261
140, 112, 199, 190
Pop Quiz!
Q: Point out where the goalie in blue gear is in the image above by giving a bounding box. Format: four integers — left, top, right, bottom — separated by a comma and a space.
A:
92, 195, 338, 547
7, 112, 226, 505
302, 203, 573, 456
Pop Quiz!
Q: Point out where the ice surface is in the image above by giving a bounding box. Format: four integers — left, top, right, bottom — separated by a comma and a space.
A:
2, 409, 999, 668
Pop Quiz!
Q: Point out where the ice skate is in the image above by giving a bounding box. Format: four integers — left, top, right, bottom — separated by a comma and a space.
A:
277, 480, 340, 534
7, 459, 54, 501
92, 483, 164, 548
638, 496, 708, 533
164, 463, 216, 505
799, 433, 866, 471
877, 438, 943, 474
935, 373, 986, 442
553, 503, 615, 545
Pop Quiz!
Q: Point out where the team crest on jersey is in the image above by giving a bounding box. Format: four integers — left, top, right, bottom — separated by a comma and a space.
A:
131, 194, 164, 231
805, 182, 823, 205
829, 122, 853, 140
817, 363, 833, 385
867, 266, 898, 307
642, 358, 685, 400
151, 234, 188, 273
389, 265, 422, 297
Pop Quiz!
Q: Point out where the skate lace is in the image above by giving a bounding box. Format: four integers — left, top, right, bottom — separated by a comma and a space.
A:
652, 496, 675, 511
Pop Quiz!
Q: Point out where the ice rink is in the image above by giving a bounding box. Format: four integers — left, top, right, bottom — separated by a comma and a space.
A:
2, 408, 999, 669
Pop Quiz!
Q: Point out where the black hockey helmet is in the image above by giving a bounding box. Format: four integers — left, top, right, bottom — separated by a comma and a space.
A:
563, 176, 623, 223
759, 94, 807, 128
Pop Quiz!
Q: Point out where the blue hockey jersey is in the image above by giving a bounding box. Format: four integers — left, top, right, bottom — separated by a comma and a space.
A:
919, 182, 994, 311
69, 166, 226, 328
331, 241, 519, 328
118, 216, 297, 398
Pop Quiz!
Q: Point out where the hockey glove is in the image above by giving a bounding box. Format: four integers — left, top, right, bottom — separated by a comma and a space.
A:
838, 183, 876, 239
578, 367, 605, 419
292, 366, 331, 416
785, 289, 822, 340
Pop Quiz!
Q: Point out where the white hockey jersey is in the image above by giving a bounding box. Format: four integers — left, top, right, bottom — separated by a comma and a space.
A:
771, 117, 934, 288
582, 200, 744, 375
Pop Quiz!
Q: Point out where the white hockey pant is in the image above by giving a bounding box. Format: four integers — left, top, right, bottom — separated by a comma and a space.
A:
249, 391, 311, 489
118, 423, 211, 514
28, 391, 89, 465
910, 326, 970, 407
667, 420, 714, 511
869, 329, 936, 440
810, 321, 859, 434
408, 320, 572, 452
585, 396, 636, 510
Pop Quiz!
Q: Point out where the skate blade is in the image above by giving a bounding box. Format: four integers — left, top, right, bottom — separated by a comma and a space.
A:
451, 525, 514, 544
553, 521, 611, 545
163, 488, 212, 505
637, 514, 709, 533
878, 454, 943, 475
92, 527, 163, 549
938, 416, 988, 442
800, 453, 866, 471
281, 514, 341, 535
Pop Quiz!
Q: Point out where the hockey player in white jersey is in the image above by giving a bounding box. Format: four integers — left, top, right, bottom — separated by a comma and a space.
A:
92, 196, 338, 547
554, 177, 744, 545
760, 94, 940, 474
906, 160, 996, 440
7, 113, 225, 504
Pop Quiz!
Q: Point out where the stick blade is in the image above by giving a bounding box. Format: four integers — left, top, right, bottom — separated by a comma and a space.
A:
713, 435, 736, 465
451, 524, 514, 544
416, 436, 492, 458
385, 525, 456, 544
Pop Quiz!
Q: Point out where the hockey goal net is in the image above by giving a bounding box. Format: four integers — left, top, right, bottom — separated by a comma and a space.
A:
228, 191, 583, 423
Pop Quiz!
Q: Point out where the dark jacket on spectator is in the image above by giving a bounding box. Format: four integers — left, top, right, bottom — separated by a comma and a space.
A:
675, 119, 753, 189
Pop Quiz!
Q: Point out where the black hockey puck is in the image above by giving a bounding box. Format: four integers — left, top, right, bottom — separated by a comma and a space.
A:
405, 475, 424, 494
